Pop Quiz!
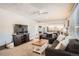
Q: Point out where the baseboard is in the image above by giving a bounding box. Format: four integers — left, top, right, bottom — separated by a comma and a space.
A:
0, 45, 6, 50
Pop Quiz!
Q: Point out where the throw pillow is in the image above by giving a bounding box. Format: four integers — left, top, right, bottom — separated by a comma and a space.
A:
55, 41, 65, 50
57, 34, 65, 42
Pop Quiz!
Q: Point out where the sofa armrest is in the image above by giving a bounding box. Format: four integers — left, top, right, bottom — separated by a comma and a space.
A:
45, 48, 78, 56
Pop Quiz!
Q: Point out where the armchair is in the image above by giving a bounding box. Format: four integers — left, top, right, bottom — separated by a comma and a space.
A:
41, 33, 58, 44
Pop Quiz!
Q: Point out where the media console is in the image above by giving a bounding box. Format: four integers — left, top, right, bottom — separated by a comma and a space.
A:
13, 24, 29, 46
13, 33, 29, 46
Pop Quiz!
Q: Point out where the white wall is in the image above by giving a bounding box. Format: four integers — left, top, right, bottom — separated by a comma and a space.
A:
37, 20, 65, 33
0, 8, 38, 46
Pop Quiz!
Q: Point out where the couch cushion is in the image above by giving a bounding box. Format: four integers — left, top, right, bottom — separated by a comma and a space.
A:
65, 39, 79, 54
45, 47, 78, 56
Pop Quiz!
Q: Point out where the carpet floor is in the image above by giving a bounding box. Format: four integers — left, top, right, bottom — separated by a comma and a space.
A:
0, 41, 45, 56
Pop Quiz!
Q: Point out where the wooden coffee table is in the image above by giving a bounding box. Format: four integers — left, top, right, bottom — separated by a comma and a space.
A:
32, 39, 48, 54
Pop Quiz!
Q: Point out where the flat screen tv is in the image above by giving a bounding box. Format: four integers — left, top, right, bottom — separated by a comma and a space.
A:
14, 24, 28, 34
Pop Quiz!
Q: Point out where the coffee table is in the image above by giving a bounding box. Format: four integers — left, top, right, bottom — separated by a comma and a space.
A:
32, 39, 48, 54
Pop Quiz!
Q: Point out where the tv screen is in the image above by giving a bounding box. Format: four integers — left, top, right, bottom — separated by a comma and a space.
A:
14, 24, 28, 34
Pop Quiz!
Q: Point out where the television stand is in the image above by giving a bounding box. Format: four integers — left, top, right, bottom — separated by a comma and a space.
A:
13, 33, 29, 46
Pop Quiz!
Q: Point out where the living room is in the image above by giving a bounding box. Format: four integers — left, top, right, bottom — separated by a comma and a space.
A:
0, 3, 79, 56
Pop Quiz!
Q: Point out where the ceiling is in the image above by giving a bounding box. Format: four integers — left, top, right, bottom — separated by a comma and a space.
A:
0, 3, 74, 22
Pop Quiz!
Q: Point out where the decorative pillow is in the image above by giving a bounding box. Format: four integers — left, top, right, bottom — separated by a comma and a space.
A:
58, 43, 66, 50
55, 41, 66, 50
65, 39, 79, 51
57, 34, 65, 42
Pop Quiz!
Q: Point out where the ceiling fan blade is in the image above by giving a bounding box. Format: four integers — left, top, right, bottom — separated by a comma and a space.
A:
31, 11, 48, 15
41, 12, 48, 14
